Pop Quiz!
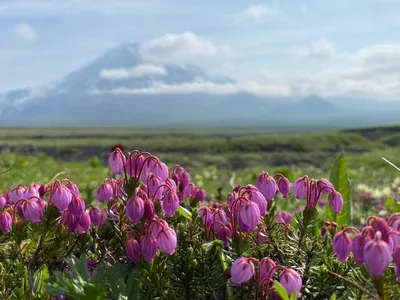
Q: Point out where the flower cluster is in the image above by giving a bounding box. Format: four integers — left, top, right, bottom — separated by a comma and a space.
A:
106, 148, 206, 262
230, 256, 302, 298
332, 214, 400, 278
198, 173, 343, 247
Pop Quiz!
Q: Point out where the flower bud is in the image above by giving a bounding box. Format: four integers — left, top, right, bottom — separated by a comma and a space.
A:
147, 174, 163, 200
23, 184, 40, 200
260, 257, 276, 281
144, 200, 155, 221
328, 191, 343, 214
68, 196, 85, 215
126, 153, 144, 179
198, 206, 212, 229
275, 211, 293, 227
332, 230, 352, 262
66, 183, 80, 196
279, 268, 302, 298
230, 257, 255, 285
393, 245, 400, 281
157, 227, 177, 255
89, 206, 102, 226
239, 201, 261, 230
293, 176, 308, 199
50, 183, 72, 212
108, 148, 126, 175
278, 176, 291, 198
363, 231, 392, 277
211, 208, 227, 232
125, 196, 145, 223
317, 179, 334, 194
257, 172, 277, 201
140, 235, 158, 262
125, 239, 141, 263
23, 199, 42, 223
0, 211, 12, 233
248, 190, 267, 216
161, 191, 179, 218
38, 184, 47, 197
10, 185, 26, 204
0, 195, 6, 210
193, 187, 206, 202
95, 182, 114, 203
351, 233, 369, 264
75, 211, 91, 234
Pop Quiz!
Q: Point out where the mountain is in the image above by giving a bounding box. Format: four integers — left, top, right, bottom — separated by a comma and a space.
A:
0, 42, 399, 128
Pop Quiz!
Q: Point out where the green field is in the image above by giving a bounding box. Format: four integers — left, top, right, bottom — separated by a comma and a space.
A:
0, 125, 399, 205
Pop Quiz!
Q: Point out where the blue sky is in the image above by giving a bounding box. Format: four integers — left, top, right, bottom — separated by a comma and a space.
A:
1, 0, 400, 100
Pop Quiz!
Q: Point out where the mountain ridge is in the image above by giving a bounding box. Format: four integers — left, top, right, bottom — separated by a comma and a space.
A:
0, 43, 399, 128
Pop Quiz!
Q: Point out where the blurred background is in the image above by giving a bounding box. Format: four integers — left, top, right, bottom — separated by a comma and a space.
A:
0, 0, 400, 216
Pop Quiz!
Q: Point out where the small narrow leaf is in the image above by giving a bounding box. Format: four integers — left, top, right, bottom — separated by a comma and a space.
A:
177, 205, 192, 220
326, 152, 352, 226
273, 281, 290, 300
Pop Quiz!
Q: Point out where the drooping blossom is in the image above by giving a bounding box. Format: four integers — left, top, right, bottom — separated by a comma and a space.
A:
230, 257, 255, 285
279, 268, 302, 298
257, 172, 277, 201
332, 230, 352, 262
363, 231, 392, 277
125, 239, 141, 263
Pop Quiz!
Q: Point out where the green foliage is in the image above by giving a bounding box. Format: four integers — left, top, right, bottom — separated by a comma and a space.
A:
327, 152, 352, 226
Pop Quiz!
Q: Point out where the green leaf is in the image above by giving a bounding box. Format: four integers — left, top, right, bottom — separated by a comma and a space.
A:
326, 151, 352, 226
273, 281, 289, 300
330, 294, 337, 300
177, 205, 192, 220
32, 264, 50, 297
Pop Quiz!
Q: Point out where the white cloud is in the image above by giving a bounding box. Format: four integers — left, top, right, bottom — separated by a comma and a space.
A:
239, 3, 279, 22
282, 43, 400, 100
139, 31, 234, 64
100, 64, 167, 80
11, 23, 37, 43
90, 81, 291, 97
294, 39, 336, 60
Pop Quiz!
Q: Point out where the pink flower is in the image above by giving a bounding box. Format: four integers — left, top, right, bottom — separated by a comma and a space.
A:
230, 257, 255, 285
0, 211, 12, 233
161, 191, 179, 218
68, 195, 85, 215
50, 182, 72, 212
157, 227, 177, 255
257, 172, 277, 201
125, 239, 141, 263
259, 258, 276, 281
332, 230, 352, 262
279, 268, 302, 298
23, 199, 42, 223
278, 176, 291, 198
328, 191, 343, 214
89, 206, 103, 227
363, 231, 392, 277
108, 148, 126, 175
293, 176, 308, 200
140, 235, 158, 262
247, 190, 267, 216
125, 197, 145, 224
95, 182, 114, 203
239, 201, 261, 230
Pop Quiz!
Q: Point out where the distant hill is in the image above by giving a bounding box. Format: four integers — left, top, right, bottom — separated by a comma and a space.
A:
0, 42, 400, 128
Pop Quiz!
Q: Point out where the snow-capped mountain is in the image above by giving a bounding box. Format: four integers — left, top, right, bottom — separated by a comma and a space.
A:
0, 42, 399, 128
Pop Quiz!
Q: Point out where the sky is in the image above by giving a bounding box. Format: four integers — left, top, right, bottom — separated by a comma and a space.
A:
1, 0, 400, 100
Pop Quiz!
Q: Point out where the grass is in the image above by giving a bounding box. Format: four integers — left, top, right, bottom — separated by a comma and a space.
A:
0, 124, 399, 205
